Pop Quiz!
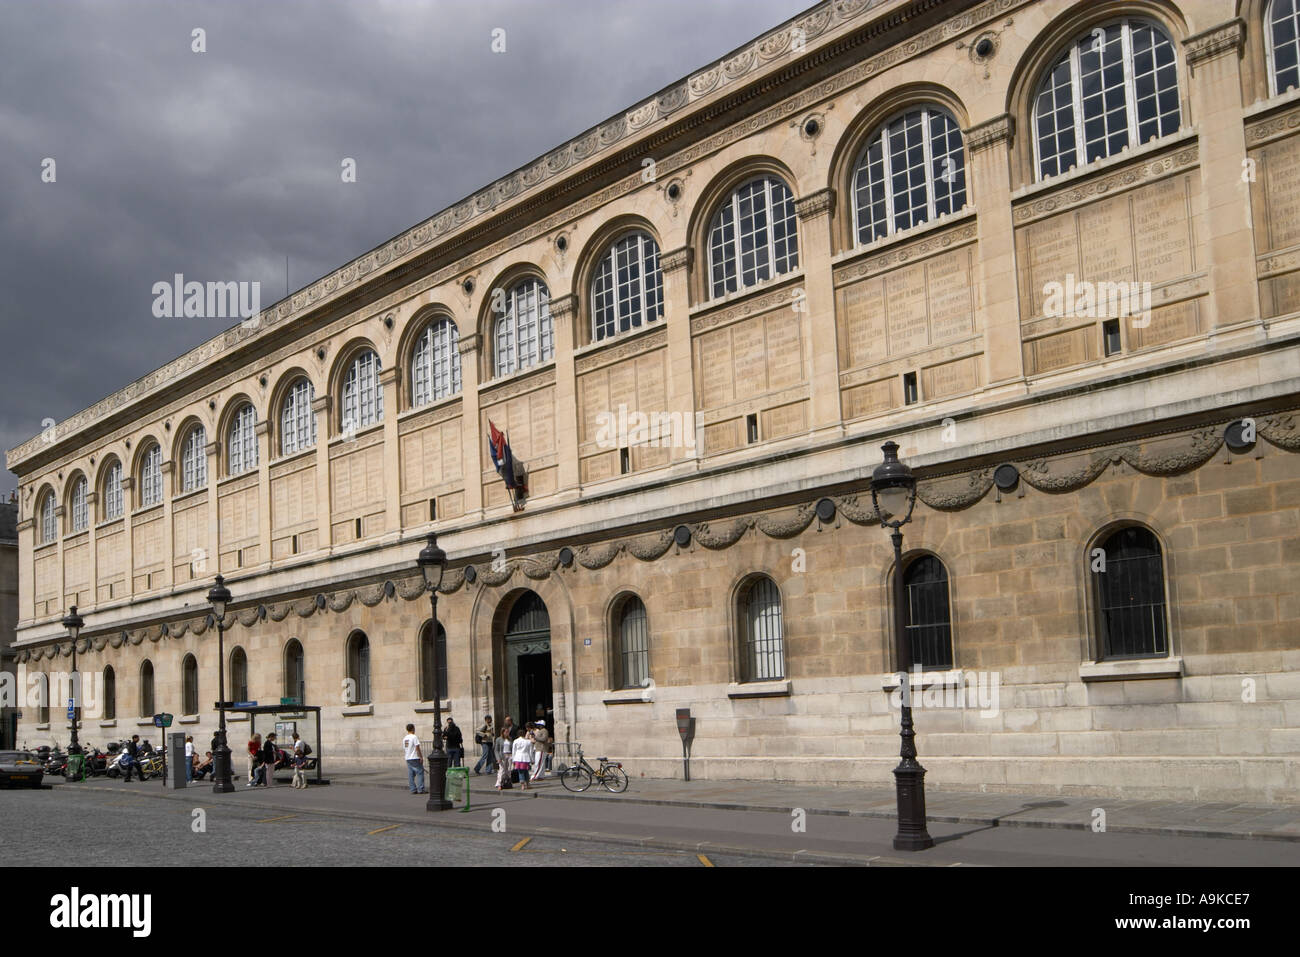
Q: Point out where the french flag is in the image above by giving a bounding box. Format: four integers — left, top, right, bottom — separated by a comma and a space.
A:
488, 420, 522, 490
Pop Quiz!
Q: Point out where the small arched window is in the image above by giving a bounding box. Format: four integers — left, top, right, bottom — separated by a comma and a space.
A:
228, 404, 258, 476
493, 278, 553, 378
182, 654, 199, 715
902, 555, 954, 670
284, 639, 305, 703
103, 461, 123, 521
412, 318, 462, 406
39, 490, 57, 544
1093, 525, 1169, 659
281, 378, 317, 456
230, 647, 248, 703
140, 660, 155, 717
1270, 0, 1300, 94
181, 425, 207, 492
1033, 19, 1181, 180
37, 673, 49, 724
103, 666, 116, 721
70, 477, 88, 533
346, 632, 371, 705
140, 443, 163, 507
707, 176, 799, 299
615, 595, 650, 690
739, 576, 785, 681
342, 350, 384, 431
591, 232, 664, 342
853, 107, 967, 245
419, 621, 449, 701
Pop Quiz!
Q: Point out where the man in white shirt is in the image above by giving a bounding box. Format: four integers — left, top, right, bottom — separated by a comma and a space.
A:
511, 730, 535, 791
184, 736, 195, 784
403, 723, 426, 794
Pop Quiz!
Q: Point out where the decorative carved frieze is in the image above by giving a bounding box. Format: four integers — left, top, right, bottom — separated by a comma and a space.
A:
794, 188, 835, 221
660, 246, 692, 274
1012, 146, 1199, 224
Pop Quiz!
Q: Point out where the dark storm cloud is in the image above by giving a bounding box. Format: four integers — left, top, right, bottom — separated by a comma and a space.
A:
0, 0, 808, 488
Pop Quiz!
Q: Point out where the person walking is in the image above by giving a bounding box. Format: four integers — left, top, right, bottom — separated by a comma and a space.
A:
184, 735, 195, 784
261, 733, 278, 788
530, 721, 548, 781
494, 726, 514, 790
246, 733, 262, 787
121, 735, 142, 783
444, 718, 464, 767
511, 726, 535, 791
403, 723, 426, 794
290, 732, 308, 789
472, 715, 495, 775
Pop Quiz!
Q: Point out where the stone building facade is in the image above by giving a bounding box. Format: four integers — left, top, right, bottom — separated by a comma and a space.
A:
7, 0, 1300, 800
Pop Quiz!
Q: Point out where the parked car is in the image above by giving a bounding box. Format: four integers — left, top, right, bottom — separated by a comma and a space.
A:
0, 750, 46, 788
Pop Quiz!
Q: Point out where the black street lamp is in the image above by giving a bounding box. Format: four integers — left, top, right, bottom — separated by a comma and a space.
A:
62, 605, 84, 780
870, 441, 934, 852
418, 533, 451, 812
208, 575, 235, 794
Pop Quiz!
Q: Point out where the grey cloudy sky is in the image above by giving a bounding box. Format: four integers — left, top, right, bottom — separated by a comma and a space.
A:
0, 0, 808, 489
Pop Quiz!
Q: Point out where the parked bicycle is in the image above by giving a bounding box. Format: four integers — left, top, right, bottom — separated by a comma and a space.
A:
559, 747, 628, 793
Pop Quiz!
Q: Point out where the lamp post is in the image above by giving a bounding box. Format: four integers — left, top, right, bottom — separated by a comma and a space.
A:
62, 605, 84, 780
208, 575, 235, 794
418, 533, 451, 811
870, 441, 934, 852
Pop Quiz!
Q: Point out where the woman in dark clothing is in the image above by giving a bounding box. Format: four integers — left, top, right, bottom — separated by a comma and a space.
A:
444, 719, 464, 767
261, 733, 278, 787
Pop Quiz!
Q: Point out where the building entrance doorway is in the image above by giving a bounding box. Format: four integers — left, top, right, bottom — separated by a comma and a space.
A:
503, 591, 551, 729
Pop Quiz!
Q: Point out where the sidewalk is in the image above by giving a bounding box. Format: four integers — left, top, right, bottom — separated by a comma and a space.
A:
324, 764, 1300, 842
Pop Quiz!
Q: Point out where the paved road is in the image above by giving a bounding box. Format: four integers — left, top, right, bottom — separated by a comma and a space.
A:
0, 785, 789, 867
9, 777, 1300, 866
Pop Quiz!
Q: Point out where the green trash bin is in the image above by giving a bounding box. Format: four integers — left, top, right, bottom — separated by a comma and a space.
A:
444, 766, 471, 811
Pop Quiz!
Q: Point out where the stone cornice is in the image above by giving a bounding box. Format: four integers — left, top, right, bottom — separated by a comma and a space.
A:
963, 113, 1014, 153
794, 188, 836, 220
7, 0, 1023, 474
547, 294, 578, 321
456, 333, 482, 356
1182, 18, 1245, 71
661, 246, 692, 274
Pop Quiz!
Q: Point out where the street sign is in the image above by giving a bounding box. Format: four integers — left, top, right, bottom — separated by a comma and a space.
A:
280, 696, 300, 706
153, 713, 174, 728
234, 701, 258, 708
66, 699, 75, 721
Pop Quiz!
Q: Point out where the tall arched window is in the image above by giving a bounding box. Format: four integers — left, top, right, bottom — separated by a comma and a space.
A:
284, 639, 305, 703
39, 490, 57, 544
419, 621, 448, 701
1271, 0, 1300, 94
228, 404, 258, 476
182, 654, 198, 715
615, 595, 650, 689
1034, 19, 1181, 180
103, 666, 116, 720
346, 632, 370, 705
230, 647, 248, 703
591, 232, 664, 342
902, 555, 954, 670
103, 461, 123, 521
281, 378, 317, 455
1093, 525, 1169, 659
342, 350, 383, 431
853, 107, 967, 244
181, 425, 207, 492
739, 576, 785, 681
707, 176, 799, 299
140, 443, 163, 507
493, 278, 553, 377
70, 477, 88, 533
412, 318, 462, 406
140, 660, 155, 717
36, 673, 49, 724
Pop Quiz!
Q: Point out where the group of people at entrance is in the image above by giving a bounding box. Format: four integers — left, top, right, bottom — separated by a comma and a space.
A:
245, 731, 311, 789
401, 707, 553, 795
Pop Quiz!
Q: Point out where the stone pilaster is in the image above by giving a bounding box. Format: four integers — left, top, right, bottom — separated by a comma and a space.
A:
793, 188, 842, 433
378, 367, 401, 536
659, 246, 699, 467
456, 333, 484, 518
548, 294, 580, 494
311, 397, 332, 552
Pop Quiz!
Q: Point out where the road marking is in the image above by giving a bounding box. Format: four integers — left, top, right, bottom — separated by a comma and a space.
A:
510, 837, 531, 852
368, 824, 402, 835
697, 854, 714, 867
256, 814, 297, 823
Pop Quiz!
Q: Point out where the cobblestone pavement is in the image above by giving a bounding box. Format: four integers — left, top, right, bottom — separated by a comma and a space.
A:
0, 785, 793, 867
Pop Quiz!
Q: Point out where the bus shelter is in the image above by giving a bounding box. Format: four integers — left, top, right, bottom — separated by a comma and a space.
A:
224, 704, 328, 785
